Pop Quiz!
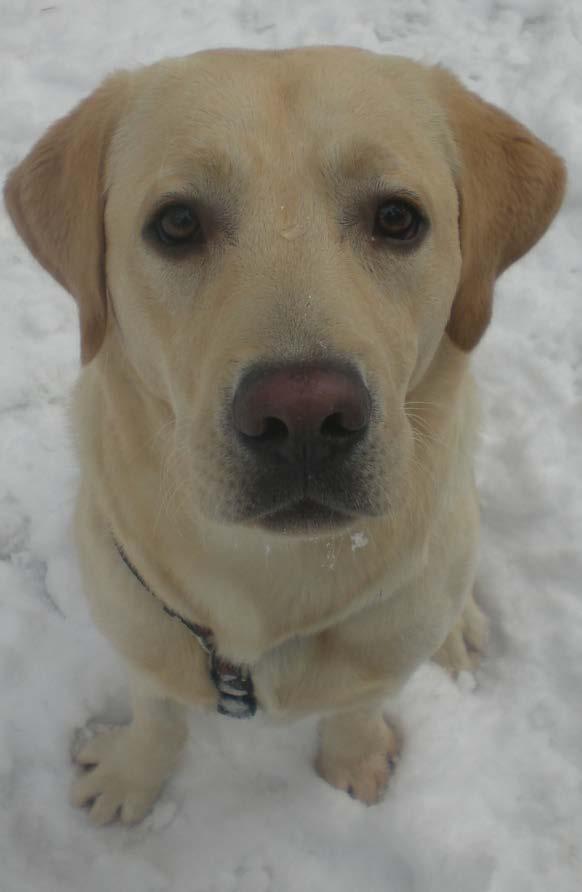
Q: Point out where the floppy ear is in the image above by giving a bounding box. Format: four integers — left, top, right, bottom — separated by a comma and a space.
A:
435, 69, 566, 351
3, 73, 130, 364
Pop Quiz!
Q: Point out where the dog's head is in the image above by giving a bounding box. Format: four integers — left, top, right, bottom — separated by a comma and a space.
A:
4, 49, 565, 534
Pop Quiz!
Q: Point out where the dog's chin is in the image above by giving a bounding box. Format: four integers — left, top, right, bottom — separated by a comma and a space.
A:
252, 499, 355, 536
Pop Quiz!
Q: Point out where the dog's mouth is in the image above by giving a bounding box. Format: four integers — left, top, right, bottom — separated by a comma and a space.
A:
224, 454, 386, 534
253, 498, 354, 534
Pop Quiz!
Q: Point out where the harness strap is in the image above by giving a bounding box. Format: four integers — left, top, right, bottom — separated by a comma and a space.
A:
114, 539, 257, 718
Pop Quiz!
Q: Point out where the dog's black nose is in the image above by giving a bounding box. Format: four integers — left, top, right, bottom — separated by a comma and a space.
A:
232, 362, 371, 465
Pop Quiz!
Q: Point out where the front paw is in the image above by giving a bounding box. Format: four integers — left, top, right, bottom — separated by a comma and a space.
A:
71, 725, 167, 826
316, 714, 399, 805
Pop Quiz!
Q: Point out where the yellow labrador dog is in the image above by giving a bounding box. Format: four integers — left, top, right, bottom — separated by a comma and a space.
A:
4, 47, 565, 825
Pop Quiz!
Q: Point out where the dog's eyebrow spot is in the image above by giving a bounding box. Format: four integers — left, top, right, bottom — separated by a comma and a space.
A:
143, 144, 242, 194
326, 141, 401, 182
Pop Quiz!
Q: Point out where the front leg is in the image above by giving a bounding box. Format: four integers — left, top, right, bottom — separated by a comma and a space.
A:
71, 674, 188, 825
254, 625, 409, 804
253, 571, 470, 804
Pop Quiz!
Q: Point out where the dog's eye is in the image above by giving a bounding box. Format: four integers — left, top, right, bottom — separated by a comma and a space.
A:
154, 204, 203, 247
373, 200, 422, 242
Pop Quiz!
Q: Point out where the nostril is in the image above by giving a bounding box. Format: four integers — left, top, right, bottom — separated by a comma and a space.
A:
251, 416, 288, 442
320, 412, 359, 438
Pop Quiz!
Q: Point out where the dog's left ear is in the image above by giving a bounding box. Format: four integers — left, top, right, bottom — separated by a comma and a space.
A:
434, 69, 567, 351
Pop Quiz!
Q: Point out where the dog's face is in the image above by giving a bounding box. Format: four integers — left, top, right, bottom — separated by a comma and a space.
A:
4, 49, 565, 535
105, 50, 461, 531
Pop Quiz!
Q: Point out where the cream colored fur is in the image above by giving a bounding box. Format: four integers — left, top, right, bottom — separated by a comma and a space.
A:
4, 47, 565, 824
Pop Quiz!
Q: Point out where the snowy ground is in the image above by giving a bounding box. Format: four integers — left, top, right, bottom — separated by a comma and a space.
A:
1, 1, 581, 890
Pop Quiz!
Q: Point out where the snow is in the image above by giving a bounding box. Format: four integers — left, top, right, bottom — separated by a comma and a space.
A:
1, 1, 581, 890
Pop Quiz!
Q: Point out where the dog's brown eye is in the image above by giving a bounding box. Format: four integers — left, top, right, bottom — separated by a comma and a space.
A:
374, 200, 422, 241
154, 204, 202, 246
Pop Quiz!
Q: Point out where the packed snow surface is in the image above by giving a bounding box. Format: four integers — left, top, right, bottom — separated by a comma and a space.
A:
1, 1, 581, 890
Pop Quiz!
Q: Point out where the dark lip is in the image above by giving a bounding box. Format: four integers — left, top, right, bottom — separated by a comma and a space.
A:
254, 498, 354, 534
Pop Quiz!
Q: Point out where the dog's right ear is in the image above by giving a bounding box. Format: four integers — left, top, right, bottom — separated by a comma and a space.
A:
4, 73, 130, 364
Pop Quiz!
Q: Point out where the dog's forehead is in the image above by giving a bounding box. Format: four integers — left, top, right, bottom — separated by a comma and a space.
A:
111, 49, 451, 184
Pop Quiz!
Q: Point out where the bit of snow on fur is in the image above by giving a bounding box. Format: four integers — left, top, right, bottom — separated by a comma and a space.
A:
350, 531, 368, 551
